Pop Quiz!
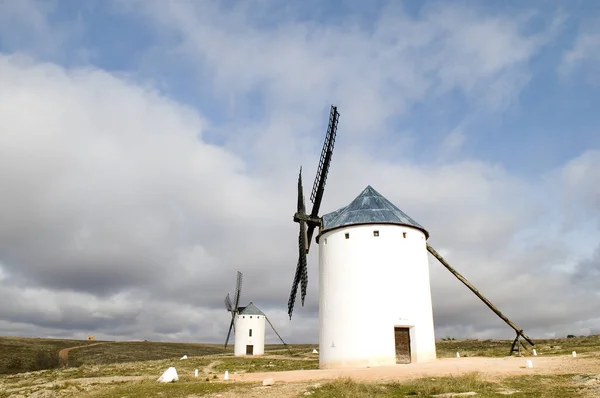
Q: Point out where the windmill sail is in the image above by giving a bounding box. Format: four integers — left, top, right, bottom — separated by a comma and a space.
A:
288, 105, 340, 320
224, 271, 244, 349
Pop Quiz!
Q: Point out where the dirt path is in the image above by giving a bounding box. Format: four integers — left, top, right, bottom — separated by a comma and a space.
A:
203, 359, 222, 374
228, 354, 600, 384
58, 343, 106, 366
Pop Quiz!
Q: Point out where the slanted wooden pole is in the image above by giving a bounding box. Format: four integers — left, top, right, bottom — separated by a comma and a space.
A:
265, 316, 293, 356
427, 244, 535, 347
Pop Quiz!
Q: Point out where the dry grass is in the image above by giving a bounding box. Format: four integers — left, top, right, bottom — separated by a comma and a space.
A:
436, 335, 600, 358
211, 356, 319, 373
66, 341, 227, 367
1, 336, 599, 397
0, 336, 98, 374
308, 372, 592, 397
82, 378, 249, 398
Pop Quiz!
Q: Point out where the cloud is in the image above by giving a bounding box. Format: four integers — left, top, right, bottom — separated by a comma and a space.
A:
559, 19, 600, 81
115, 0, 562, 154
0, 0, 89, 63
0, 2, 598, 346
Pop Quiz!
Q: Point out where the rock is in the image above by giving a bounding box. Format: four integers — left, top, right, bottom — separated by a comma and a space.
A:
262, 377, 275, 386
180, 355, 188, 360
157, 367, 179, 383
312, 349, 318, 354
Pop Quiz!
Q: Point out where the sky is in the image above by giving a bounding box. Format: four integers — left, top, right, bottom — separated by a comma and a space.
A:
0, 0, 599, 345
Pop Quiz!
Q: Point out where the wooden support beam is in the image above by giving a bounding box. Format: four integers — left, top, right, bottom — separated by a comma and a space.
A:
265, 316, 293, 356
427, 244, 535, 347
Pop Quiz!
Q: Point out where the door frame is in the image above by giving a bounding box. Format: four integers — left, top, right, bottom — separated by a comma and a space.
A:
393, 326, 412, 364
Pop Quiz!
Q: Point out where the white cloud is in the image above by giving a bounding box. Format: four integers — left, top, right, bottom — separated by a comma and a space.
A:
0, 2, 598, 345
119, 0, 562, 155
560, 20, 600, 81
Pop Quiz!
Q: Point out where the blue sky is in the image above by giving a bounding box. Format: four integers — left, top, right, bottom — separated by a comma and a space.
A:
4, 0, 598, 176
0, 0, 600, 343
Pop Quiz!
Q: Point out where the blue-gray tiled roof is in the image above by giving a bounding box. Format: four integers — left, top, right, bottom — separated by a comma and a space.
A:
238, 302, 265, 316
320, 186, 429, 237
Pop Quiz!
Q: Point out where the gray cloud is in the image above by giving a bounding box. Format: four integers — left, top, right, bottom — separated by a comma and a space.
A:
0, 2, 598, 346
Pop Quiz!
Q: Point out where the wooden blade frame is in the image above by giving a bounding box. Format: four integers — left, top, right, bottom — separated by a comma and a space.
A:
306, 105, 339, 252
224, 317, 235, 349
233, 271, 243, 310
288, 105, 340, 320
224, 293, 233, 312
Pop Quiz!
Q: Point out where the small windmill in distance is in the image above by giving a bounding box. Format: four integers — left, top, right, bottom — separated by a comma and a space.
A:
287, 104, 534, 369
224, 271, 290, 356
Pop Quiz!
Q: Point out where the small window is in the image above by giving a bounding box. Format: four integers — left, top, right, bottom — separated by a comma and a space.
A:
243, 316, 245, 319
324, 238, 327, 244
345, 233, 350, 239
249, 329, 253, 337
250, 316, 252, 319
373, 230, 379, 237
402, 232, 407, 238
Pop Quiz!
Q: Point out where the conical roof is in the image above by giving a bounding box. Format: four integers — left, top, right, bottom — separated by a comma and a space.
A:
320, 186, 429, 238
238, 302, 265, 316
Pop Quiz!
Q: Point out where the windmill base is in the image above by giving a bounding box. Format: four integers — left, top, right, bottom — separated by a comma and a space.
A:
509, 333, 531, 356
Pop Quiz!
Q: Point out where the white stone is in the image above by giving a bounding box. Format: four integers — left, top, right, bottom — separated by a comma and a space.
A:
572, 351, 577, 357
319, 224, 436, 368
224, 370, 229, 381
157, 367, 178, 383
456, 352, 460, 358
525, 360, 533, 368
262, 377, 275, 386
194, 369, 198, 377
312, 349, 318, 354
180, 355, 188, 360
532, 349, 537, 356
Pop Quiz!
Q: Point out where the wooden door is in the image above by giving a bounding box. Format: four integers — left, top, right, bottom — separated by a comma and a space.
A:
394, 327, 411, 364
246, 345, 254, 355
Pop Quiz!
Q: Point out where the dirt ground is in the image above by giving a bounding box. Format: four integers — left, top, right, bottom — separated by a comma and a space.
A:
3, 354, 599, 398
228, 354, 600, 384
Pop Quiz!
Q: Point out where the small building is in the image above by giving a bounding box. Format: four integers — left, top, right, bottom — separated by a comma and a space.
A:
316, 186, 436, 368
86, 335, 95, 341
234, 302, 266, 356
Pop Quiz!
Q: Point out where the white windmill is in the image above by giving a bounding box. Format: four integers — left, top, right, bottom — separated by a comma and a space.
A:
288, 105, 534, 369
224, 271, 289, 356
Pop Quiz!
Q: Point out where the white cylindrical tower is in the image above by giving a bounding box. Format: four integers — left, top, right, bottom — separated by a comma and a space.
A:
317, 186, 436, 369
234, 302, 266, 356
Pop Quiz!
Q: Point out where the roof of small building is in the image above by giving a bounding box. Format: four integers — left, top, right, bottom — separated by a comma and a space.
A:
238, 302, 265, 316
320, 185, 429, 238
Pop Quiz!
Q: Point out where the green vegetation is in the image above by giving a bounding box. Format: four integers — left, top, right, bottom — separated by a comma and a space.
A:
67, 341, 227, 366
0, 336, 97, 374
1, 336, 599, 397
436, 334, 600, 358
84, 379, 246, 398
308, 373, 590, 397
212, 356, 319, 373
